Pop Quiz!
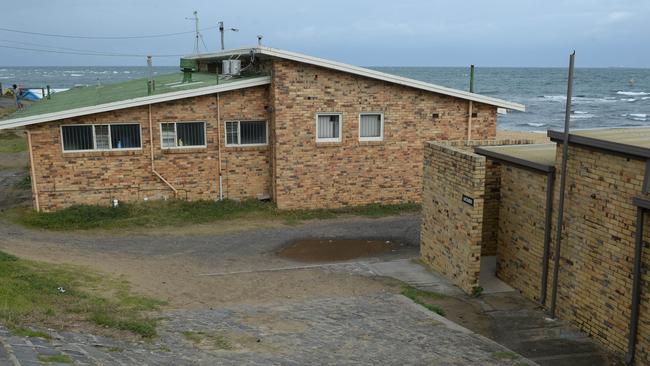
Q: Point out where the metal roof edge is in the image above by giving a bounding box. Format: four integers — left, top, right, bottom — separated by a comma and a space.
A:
548, 129, 650, 159
474, 146, 555, 173
633, 196, 650, 210
188, 46, 526, 112
0, 76, 271, 130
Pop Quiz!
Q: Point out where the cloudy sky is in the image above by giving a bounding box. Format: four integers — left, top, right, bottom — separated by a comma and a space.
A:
1, 0, 648, 67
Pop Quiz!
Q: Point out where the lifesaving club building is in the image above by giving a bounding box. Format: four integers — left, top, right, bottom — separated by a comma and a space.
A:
0, 46, 524, 212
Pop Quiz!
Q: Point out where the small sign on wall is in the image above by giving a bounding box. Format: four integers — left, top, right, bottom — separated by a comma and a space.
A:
462, 195, 474, 206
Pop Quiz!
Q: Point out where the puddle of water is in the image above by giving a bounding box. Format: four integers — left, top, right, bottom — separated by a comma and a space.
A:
278, 239, 403, 263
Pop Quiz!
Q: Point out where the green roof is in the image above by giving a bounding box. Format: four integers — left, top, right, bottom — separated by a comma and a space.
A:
3, 72, 265, 121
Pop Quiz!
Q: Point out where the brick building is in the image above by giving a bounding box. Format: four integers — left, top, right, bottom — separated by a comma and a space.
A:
0, 46, 523, 212
420, 128, 650, 364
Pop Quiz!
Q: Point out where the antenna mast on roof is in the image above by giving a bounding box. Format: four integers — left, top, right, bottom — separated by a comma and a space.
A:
218, 21, 239, 50
186, 11, 207, 54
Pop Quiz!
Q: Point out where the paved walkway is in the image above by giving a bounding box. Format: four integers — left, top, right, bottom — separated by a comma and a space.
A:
0, 294, 534, 366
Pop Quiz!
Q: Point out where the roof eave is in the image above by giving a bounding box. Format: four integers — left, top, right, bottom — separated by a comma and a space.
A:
187, 46, 526, 112
0, 76, 271, 130
548, 129, 650, 159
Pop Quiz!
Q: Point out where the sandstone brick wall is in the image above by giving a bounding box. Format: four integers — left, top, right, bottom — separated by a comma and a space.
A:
420, 141, 486, 294
547, 145, 647, 358
636, 211, 650, 364
28, 86, 271, 211
270, 59, 497, 210
495, 164, 549, 302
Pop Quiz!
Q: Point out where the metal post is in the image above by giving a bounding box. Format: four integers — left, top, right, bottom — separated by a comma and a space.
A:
540, 170, 556, 305
219, 21, 225, 50
147, 56, 153, 95
549, 51, 575, 318
257, 35, 263, 46
626, 207, 645, 365
469, 65, 475, 93
46, 85, 51, 100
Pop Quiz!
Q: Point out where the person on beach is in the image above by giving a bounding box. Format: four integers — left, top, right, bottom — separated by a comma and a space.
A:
12, 84, 24, 110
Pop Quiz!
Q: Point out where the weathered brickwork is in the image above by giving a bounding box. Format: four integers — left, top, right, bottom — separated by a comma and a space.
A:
495, 164, 549, 302
271, 59, 497, 210
420, 141, 486, 294
28, 86, 270, 211
548, 145, 647, 359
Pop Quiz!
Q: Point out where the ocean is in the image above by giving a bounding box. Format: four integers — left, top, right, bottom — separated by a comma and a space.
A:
1, 66, 648, 131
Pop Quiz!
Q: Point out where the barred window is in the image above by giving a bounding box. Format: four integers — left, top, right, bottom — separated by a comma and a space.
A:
61, 124, 141, 152
225, 121, 267, 146
160, 122, 206, 148
359, 113, 383, 141
316, 113, 341, 142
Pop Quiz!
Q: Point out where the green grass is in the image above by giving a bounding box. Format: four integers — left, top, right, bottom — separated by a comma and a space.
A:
0, 130, 27, 153
0, 250, 164, 338
4, 199, 420, 231
401, 285, 446, 316
11, 326, 51, 339
182, 331, 234, 350
491, 351, 519, 360
37, 354, 73, 364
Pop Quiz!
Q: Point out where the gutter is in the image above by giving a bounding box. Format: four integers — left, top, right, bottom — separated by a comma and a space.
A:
148, 104, 178, 197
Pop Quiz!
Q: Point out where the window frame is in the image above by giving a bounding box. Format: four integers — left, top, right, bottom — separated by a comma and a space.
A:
60, 123, 142, 153
159, 121, 207, 149
224, 120, 269, 147
358, 112, 384, 142
315, 113, 343, 143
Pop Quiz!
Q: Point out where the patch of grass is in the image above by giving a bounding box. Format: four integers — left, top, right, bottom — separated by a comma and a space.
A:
401, 285, 446, 316
472, 286, 484, 298
182, 331, 234, 350
11, 326, 51, 339
4, 199, 420, 231
13, 174, 31, 189
491, 351, 519, 360
37, 354, 73, 364
0, 250, 164, 338
0, 130, 27, 153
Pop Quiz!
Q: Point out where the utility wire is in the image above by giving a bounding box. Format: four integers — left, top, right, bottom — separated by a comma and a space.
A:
0, 26, 219, 40
0, 44, 185, 58
0, 38, 183, 56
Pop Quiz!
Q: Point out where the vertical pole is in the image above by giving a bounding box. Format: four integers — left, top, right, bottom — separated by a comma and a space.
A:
219, 21, 225, 50
46, 85, 51, 100
469, 65, 475, 93
549, 51, 576, 318
147, 56, 153, 95
26, 130, 40, 212
626, 207, 645, 365
194, 11, 200, 54
467, 65, 475, 141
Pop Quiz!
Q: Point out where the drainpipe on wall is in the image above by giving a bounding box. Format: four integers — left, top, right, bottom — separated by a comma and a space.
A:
25, 130, 40, 212
540, 169, 556, 305
216, 93, 224, 200
148, 104, 178, 198
626, 163, 650, 365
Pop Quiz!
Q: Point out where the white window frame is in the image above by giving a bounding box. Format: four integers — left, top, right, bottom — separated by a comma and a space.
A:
358, 112, 384, 142
60, 123, 142, 152
315, 113, 343, 143
224, 120, 268, 147
159, 121, 207, 149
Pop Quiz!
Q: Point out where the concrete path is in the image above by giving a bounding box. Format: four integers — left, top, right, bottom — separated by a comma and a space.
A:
0, 294, 535, 366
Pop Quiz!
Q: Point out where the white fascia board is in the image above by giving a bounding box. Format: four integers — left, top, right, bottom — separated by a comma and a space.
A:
188, 47, 526, 112
0, 76, 271, 130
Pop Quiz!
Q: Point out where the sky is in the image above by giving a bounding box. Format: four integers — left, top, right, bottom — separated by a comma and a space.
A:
1, 0, 648, 67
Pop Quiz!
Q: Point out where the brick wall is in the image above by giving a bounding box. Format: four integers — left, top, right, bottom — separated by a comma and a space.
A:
420, 141, 486, 294
496, 164, 549, 302
548, 145, 647, 358
28, 86, 271, 211
270, 59, 497, 210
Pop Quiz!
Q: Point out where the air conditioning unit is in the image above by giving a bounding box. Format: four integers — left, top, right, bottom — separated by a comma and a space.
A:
221, 59, 242, 76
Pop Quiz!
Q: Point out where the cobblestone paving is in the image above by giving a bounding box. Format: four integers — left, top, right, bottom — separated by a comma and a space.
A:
0, 294, 534, 365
